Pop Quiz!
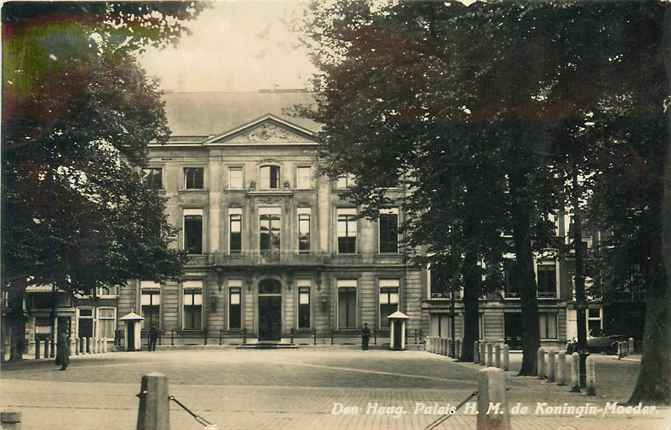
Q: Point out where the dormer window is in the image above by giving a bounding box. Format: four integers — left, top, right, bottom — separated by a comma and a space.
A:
260, 165, 281, 189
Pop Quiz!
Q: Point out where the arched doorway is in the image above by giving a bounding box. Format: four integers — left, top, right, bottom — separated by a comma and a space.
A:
258, 279, 282, 341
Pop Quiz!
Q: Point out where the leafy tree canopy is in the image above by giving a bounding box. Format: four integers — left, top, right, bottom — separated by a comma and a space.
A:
2, 2, 206, 293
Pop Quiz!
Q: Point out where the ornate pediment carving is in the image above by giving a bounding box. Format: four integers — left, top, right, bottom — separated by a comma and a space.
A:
214, 120, 316, 144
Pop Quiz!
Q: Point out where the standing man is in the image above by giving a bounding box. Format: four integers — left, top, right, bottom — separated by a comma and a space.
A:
148, 325, 158, 352
56, 330, 70, 370
361, 323, 371, 351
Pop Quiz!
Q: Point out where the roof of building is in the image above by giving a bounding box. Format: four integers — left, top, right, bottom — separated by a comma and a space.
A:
162, 90, 321, 137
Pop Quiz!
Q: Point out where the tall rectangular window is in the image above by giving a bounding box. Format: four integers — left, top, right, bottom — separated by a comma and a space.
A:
97, 308, 116, 339
296, 167, 312, 189
183, 280, 203, 330
259, 208, 281, 253
184, 167, 204, 190
336, 174, 355, 189
337, 208, 357, 254
379, 208, 399, 254
228, 167, 243, 189
537, 263, 557, 298
503, 258, 519, 298
183, 209, 203, 254
229, 281, 242, 330
141, 281, 160, 329
229, 208, 242, 254
297, 208, 311, 254
539, 312, 558, 339
142, 168, 162, 190
260, 165, 281, 189
337, 280, 357, 329
298, 282, 311, 329
379, 279, 399, 328
78, 308, 93, 338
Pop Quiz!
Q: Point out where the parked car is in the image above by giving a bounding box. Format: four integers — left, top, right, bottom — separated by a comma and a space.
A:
586, 334, 629, 354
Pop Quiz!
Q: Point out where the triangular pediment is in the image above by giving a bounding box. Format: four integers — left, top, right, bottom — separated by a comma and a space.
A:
205, 114, 318, 145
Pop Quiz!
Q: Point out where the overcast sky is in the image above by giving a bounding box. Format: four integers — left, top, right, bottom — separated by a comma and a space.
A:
140, 1, 316, 93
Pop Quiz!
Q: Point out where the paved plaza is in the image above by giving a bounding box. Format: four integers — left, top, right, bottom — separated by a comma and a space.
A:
1, 348, 669, 430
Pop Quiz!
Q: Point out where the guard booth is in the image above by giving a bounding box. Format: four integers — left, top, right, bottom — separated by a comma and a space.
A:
119, 312, 144, 351
388, 311, 409, 351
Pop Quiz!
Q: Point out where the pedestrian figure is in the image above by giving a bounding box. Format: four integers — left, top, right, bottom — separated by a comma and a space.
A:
361, 323, 371, 351
55, 330, 70, 370
148, 325, 158, 352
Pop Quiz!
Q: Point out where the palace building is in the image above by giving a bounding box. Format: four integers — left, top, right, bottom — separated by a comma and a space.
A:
115, 90, 425, 345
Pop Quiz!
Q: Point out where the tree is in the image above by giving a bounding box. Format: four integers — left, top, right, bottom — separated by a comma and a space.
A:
1, 2, 204, 360
301, 0, 562, 372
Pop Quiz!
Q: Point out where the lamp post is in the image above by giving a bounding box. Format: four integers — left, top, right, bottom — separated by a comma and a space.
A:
571, 159, 588, 387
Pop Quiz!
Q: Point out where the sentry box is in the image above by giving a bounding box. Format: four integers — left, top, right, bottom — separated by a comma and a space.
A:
388, 311, 410, 351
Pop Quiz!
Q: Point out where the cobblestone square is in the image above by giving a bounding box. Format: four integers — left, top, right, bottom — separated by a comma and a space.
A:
1, 348, 669, 430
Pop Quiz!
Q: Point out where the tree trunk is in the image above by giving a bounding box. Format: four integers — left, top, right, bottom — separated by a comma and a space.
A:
628, 6, 671, 405
626, 256, 670, 405
460, 248, 480, 362
510, 169, 540, 376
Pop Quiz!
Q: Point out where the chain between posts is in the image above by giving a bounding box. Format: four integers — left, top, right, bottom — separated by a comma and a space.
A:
424, 390, 478, 430
169, 395, 217, 429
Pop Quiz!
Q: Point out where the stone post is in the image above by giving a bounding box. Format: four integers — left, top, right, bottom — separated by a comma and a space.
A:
0, 411, 21, 430
495, 344, 502, 369
44, 338, 50, 358
474, 341, 480, 363
136, 373, 170, 430
75, 337, 80, 355
34, 339, 41, 360
617, 341, 623, 359
70, 338, 76, 357
480, 341, 487, 366
448, 338, 454, 357
586, 355, 596, 396
486, 343, 494, 366
569, 352, 580, 392
477, 367, 511, 430
628, 337, 635, 354
556, 351, 567, 385
456, 338, 462, 358
502, 344, 509, 371
537, 348, 546, 379
547, 350, 556, 382
85, 337, 90, 354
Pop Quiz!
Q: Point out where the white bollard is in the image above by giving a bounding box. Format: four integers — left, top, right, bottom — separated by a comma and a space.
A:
556, 351, 567, 385
537, 348, 546, 378
502, 344, 510, 371
480, 341, 487, 366
586, 355, 596, 396
103, 339, 108, 353
547, 350, 556, 382
477, 367, 511, 430
628, 337, 635, 354
570, 352, 580, 392
495, 344, 502, 368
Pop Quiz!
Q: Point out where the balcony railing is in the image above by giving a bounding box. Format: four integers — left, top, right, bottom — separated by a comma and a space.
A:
202, 251, 405, 267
